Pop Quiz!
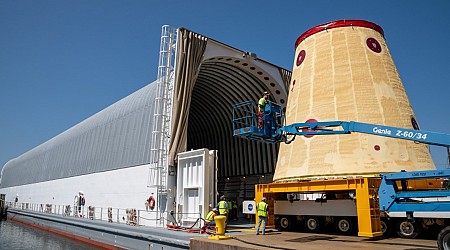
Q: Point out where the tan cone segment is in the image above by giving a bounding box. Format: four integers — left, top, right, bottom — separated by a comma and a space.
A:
274, 20, 435, 181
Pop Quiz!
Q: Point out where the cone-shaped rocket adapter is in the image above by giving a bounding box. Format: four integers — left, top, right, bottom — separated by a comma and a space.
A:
274, 20, 435, 182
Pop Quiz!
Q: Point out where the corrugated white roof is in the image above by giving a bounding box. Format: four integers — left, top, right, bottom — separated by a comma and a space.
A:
1, 81, 157, 188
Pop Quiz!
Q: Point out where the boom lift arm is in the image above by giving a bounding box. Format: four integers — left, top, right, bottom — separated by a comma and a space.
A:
281, 120, 450, 147
232, 101, 450, 147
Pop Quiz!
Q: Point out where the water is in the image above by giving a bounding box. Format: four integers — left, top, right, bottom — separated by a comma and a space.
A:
0, 219, 100, 250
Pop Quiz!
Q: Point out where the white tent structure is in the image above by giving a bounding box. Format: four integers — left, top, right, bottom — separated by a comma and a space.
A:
0, 25, 290, 225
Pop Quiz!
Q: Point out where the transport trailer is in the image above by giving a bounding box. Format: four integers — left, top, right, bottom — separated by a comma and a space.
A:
254, 177, 382, 237
274, 193, 357, 233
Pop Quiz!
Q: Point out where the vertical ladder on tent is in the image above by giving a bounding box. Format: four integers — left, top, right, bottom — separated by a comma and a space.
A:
148, 25, 177, 224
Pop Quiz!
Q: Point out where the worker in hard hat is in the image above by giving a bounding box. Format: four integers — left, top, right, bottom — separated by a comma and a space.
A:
258, 91, 270, 129
205, 208, 219, 226
217, 195, 229, 222
256, 197, 269, 235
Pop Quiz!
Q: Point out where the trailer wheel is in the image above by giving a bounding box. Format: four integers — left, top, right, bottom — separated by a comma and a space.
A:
397, 220, 421, 239
305, 216, 322, 233
380, 217, 392, 237
437, 226, 450, 250
335, 217, 354, 235
277, 216, 292, 231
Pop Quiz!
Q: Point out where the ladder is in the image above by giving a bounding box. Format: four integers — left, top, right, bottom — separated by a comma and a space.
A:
148, 25, 177, 194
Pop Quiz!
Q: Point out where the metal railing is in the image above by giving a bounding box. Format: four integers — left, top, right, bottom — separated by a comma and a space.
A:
232, 100, 258, 131
5, 201, 205, 231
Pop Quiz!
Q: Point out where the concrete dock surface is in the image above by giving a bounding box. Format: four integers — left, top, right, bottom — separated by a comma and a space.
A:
191, 231, 437, 250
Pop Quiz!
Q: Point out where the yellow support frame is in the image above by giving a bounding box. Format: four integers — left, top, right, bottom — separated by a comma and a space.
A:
255, 177, 383, 237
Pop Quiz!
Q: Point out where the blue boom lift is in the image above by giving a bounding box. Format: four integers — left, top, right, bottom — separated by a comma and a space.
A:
233, 101, 450, 248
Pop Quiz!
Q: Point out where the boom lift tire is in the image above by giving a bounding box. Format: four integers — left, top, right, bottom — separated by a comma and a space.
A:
380, 217, 393, 237
397, 219, 421, 239
438, 226, 450, 250
305, 216, 322, 233
277, 216, 293, 231
335, 217, 355, 235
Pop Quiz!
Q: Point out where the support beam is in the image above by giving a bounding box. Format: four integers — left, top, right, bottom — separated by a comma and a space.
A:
355, 178, 383, 237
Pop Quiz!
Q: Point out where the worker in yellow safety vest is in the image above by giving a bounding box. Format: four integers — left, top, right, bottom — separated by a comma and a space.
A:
256, 197, 269, 235
227, 199, 233, 220
217, 195, 229, 222
232, 200, 238, 220
205, 208, 218, 226
257, 91, 270, 129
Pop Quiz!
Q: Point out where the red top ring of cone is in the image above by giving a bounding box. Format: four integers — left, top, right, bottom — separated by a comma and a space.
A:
295, 20, 384, 49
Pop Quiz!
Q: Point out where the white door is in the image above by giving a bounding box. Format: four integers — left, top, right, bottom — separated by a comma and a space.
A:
185, 188, 199, 220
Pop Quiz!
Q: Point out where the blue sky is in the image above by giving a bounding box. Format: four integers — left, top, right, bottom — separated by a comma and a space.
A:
1, 0, 449, 170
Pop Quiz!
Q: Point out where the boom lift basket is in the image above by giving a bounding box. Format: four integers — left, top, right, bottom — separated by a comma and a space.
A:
232, 100, 283, 143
